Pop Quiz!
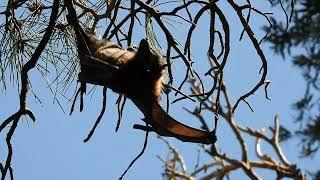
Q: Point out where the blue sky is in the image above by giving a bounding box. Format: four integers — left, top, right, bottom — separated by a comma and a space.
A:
1, 1, 319, 179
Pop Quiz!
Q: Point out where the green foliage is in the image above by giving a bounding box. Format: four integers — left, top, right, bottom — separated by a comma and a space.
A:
279, 125, 292, 142
265, 0, 320, 157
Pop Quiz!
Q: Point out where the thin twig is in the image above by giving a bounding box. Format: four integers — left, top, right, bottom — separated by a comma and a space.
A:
83, 87, 107, 142
119, 123, 149, 180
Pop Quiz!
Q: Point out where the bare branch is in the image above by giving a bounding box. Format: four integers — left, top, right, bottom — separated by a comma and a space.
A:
83, 87, 107, 142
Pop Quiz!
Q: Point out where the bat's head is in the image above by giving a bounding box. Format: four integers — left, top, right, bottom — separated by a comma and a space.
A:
136, 39, 165, 80
128, 39, 166, 101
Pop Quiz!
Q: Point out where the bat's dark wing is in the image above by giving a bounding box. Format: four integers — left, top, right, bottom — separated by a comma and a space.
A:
131, 97, 216, 144
77, 54, 119, 86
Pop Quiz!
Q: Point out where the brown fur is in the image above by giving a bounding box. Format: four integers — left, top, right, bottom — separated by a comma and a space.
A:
76, 32, 165, 102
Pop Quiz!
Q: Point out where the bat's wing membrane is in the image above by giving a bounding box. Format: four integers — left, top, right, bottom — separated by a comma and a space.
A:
132, 98, 216, 144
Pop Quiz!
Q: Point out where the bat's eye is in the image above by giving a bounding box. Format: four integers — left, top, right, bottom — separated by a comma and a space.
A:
143, 66, 151, 73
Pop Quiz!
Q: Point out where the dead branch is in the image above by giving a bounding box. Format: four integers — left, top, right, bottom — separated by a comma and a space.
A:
0, 0, 60, 178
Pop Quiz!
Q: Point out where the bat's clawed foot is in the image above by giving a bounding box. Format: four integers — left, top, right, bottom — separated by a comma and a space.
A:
133, 124, 154, 132
209, 130, 217, 144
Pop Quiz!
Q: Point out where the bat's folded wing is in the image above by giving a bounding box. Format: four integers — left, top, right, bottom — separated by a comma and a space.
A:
132, 98, 216, 144
77, 55, 120, 86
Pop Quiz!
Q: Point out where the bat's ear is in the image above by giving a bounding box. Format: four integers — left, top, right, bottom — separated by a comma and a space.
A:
137, 38, 151, 57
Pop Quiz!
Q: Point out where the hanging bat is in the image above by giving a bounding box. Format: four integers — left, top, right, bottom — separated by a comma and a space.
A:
65, 2, 216, 144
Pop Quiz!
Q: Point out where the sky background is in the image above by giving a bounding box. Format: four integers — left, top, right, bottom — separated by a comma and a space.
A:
1, 1, 319, 180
